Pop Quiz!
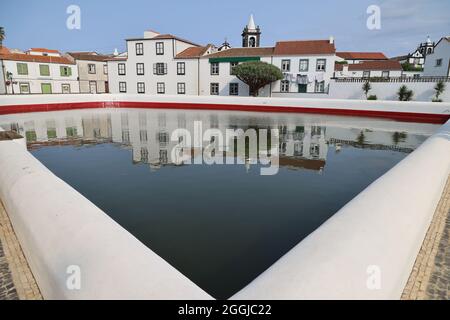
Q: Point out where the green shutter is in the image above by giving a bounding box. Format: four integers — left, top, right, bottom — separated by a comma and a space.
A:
41, 83, 52, 94
40, 64, 50, 76
17, 63, 28, 75
60, 66, 72, 76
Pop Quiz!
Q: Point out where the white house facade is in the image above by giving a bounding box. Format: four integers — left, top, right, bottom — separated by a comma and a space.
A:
107, 30, 215, 96
0, 48, 79, 94
423, 36, 450, 77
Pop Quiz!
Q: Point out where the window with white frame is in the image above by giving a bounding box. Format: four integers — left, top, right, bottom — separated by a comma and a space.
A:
118, 63, 126, 75
103, 65, 108, 75
153, 63, 167, 75
381, 71, 390, 78
136, 63, 145, 75
211, 62, 219, 75
315, 80, 325, 93
177, 62, 185, 75
281, 59, 291, 72
136, 43, 144, 55
177, 82, 186, 94
210, 83, 219, 95
119, 82, 127, 93
299, 59, 309, 71
316, 59, 326, 71
137, 82, 145, 94
281, 80, 290, 92
229, 83, 239, 96
157, 82, 165, 94
363, 71, 370, 78
156, 42, 164, 55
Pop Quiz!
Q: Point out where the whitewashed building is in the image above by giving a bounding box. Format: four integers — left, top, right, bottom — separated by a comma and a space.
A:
423, 36, 450, 77
67, 52, 112, 93
108, 15, 337, 97
334, 60, 403, 79
107, 30, 215, 95
0, 47, 79, 94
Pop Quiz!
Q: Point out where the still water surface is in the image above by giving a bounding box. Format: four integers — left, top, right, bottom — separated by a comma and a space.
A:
0, 108, 439, 298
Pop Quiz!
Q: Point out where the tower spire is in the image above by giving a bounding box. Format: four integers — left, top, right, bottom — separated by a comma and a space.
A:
248, 14, 256, 30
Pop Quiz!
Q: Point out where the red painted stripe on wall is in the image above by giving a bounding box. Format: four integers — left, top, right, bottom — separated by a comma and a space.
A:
0, 101, 448, 124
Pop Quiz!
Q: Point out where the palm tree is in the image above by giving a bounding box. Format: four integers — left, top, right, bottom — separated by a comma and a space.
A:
362, 81, 371, 99
433, 80, 446, 102
398, 85, 414, 101
0, 27, 5, 47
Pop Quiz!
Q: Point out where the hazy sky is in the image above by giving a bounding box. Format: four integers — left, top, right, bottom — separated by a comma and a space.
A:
1, 0, 449, 57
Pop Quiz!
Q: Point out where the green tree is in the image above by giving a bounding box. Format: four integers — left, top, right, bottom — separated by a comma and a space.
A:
397, 85, 414, 101
362, 81, 371, 99
433, 80, 446, 102
0, 27, 4, 47
233, 61, 283, 97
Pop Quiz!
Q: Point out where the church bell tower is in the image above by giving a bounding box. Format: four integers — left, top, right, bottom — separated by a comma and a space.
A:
242, 14, 261, 48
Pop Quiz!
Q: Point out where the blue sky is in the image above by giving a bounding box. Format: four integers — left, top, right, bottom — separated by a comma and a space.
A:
1, 0, 449, 57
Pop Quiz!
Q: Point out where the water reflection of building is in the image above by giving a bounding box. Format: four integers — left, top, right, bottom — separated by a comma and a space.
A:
0, 109, 435, 173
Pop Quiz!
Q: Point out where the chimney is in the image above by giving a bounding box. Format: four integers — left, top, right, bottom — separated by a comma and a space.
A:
329, 36, 334, 44
144, 29, 160, 39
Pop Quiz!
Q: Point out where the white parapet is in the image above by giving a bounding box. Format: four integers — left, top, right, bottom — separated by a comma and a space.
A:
0, 139, 212, 300
232, 120, 450, 300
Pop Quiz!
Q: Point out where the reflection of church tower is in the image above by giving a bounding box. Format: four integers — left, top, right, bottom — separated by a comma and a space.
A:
242, 14, 261, 47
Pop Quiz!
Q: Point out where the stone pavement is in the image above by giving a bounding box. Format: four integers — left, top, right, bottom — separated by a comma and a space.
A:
0, 200, 42, 300
402, 176, 450, 300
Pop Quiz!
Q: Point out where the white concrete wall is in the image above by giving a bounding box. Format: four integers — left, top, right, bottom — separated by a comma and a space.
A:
1, 94, 450, 118
2, 60, 80, 94
423, 39, 450, 77
232, 119, 450, 300
329, 80, 450, 102
0, 138, 211, 300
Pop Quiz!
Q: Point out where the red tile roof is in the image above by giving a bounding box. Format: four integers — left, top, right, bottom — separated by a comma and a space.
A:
204, 47, 275, 58
0, 52, 75, 64
273, 40, 335, 55
175, 46, 212, 59
27, 48, 60, 54
0, 46, 10, 55
335, 60, 402, 71
337, 52, 387, 60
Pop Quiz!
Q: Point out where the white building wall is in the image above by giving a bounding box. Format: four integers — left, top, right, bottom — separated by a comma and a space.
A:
2, 60, 79, 94
271, 54, 336, 94
108, 38, 199, 95
198, 56, 272, 97
334, 69, 403, 78
423, 39, 450, 77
